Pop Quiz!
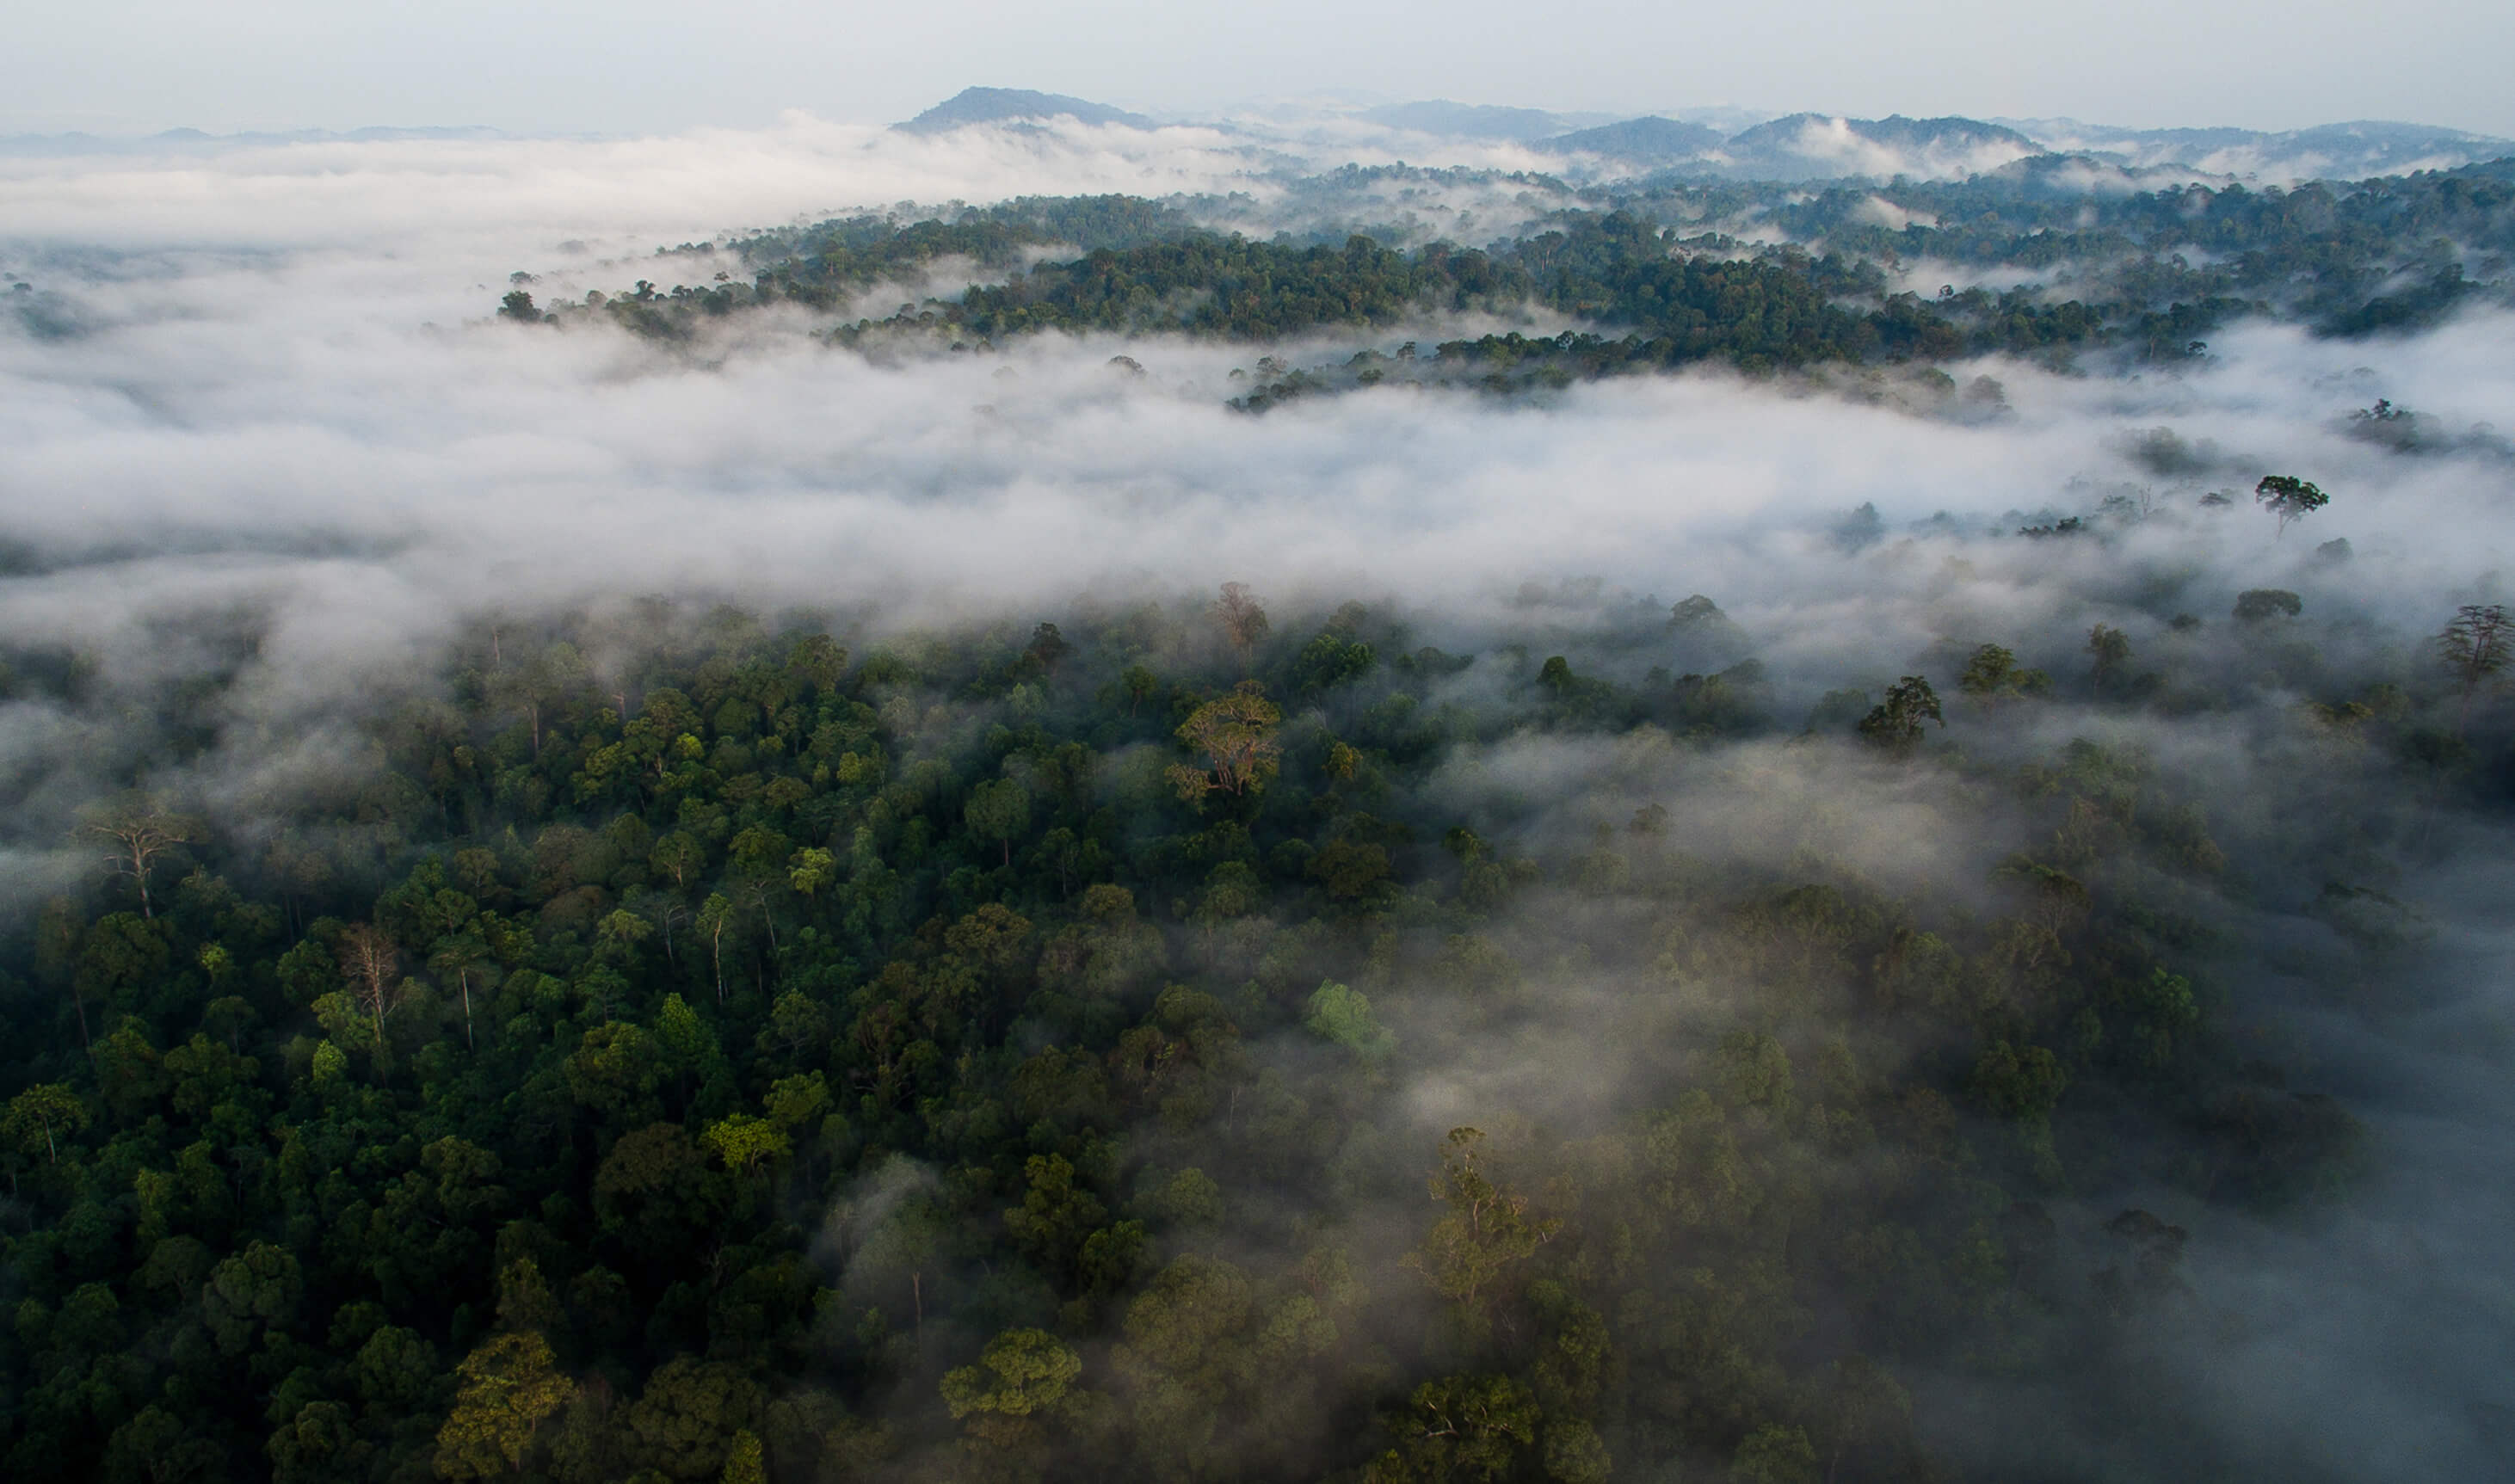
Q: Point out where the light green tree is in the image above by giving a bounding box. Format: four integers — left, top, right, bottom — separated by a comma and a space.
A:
788, 846, 838, 896
700, 1113, 790, 1175
3, 1083, 88, 1164
940, 1327, 1083, 1447
434, 1330, 574, 1478
720, 1428, 766, 1484
1304, 981, 1395, 1061
655, 993, 720, 1072
1403, 1128, 1560, 1321
1956, 645, 2048, 705
1168, 682, 1284, 801
764, 1071, 832, 1132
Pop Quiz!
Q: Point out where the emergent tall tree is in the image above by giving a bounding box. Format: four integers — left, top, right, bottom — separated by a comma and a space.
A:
81, 798, 203, 919
2438, 604, 2510, 736
2087, 625, 2132, 698
2253, 475, 2329, 536
1857, 677, 1945, 757
1167, 683, 1284, 801
1211, 582, 1270, 668
336, 925, 404, 1050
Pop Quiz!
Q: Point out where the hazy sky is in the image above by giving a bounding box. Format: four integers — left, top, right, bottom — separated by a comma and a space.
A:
8, 0, 2513, 139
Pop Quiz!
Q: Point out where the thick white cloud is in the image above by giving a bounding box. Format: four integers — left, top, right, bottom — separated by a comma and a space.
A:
3, 128, 2508, 758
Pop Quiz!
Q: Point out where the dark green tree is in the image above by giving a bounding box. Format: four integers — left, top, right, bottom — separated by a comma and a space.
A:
1856, 676, 1944, 755
2253, 474, 2329, 535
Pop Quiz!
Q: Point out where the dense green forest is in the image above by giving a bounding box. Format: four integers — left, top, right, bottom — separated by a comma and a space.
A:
5, 558, 2502, 1483
496, 159, 2514, 393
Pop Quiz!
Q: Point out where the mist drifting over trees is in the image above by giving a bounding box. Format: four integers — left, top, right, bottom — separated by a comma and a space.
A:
2, 102, 2512, 1484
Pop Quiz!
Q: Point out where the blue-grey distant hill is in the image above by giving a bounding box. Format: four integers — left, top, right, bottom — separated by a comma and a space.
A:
1999, 117, 2515, 177
1359, 99, 1612, 141
878, 91, 2515, 182
1722, 114, 2044, 175
895, 87, 1150, 134
1539, 116, 1728, 162
1738, 113, 2038, 152
1532, 112, 2048, 180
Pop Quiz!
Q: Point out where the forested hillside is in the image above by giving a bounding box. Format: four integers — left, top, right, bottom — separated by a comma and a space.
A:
496, 161, 2515, 392
4, 566, 2498, 1482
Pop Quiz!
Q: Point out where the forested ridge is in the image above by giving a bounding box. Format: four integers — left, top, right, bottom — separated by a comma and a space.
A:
496, 160, 2515, 391
6, 561, 2501, 1483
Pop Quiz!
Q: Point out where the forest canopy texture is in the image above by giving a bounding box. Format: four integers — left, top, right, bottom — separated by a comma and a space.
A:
5, 574, 2505, 1482
500, 161, 2515, 395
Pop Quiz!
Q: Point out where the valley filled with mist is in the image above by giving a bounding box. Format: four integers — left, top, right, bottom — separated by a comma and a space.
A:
2, 88, 2512, 1484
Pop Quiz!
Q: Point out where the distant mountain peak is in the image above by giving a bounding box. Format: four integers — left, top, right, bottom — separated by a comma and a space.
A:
895, 87, 1151, 135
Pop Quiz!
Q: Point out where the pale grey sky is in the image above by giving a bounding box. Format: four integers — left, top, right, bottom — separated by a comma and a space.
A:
8, 0, 2512, 139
